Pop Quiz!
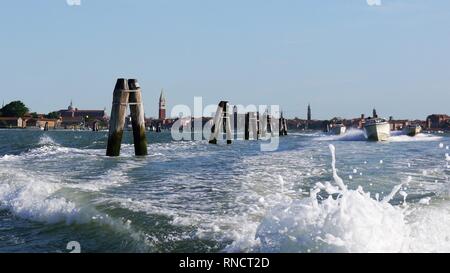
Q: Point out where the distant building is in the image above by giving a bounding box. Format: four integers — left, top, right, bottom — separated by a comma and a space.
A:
58, 101, 107, 129
25, 117, 61, 129
0, 117, 24, 128
426, 114, 450, 130
388, 117, 409, 131
59, 101, 107, 119
159, 89, 166, 120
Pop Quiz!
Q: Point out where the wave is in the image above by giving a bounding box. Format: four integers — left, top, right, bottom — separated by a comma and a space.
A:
0, 168, 87, 224
38, 134, 59, 146
0, 135, 153, 249
0, 160, 154, 252
388, 133, 443, 142
316, 129, 443, 143
315, 129, 366, 141
252, 145, 450, 253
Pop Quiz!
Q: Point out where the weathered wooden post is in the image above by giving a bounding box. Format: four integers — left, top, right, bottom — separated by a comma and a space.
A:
279, 118, 284, 136
224, 103, 233, 144
209, 102, 224, 144
233, 106, 238, 140
244, 112, 259, 140
283, 118, 288, 136
278, 117, 288, 136
244, 113, 250, 140
267, 115, 272, 134
128, 79, 148, 156
249, 112, 259, 140
106, 79, 130, 157
260, 111, 268, 138
92, 121, 98, 132
256, 112, 261, 139
209, 101, 232, 144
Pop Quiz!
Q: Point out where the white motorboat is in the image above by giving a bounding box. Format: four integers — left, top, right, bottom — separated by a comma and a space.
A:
403, 124, 422, 137
364, 118, 391, 141
329, 122, 347, 135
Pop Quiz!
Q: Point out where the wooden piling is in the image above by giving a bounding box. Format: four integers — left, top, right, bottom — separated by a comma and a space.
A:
249, 112, 258, 140
244, 113, 250, 140
279, 118, 284, 136
128, 79, 148, 156
209, 101, 226, 144
92, 121, 98, 132
224, 103, 232, 144
233, 106, 238, 140
256, 112, 260, 140
283, 118, 288, 136
106, 79, 130, 157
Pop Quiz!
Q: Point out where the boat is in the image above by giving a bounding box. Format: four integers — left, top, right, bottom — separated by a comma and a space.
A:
403, 124, 422, 137
329, 122, 347, 135
364, 117, 391, 141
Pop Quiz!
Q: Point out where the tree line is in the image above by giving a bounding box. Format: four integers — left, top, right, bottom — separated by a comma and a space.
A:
0, 101, 60, 119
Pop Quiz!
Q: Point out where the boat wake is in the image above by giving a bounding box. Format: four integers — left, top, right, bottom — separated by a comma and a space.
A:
388, 133, 443, 142
315, 129, 366, 141
315, 129, 443, 143
252, 144, 450, 253
0, 135, 151, 249
1, 133, 449, 252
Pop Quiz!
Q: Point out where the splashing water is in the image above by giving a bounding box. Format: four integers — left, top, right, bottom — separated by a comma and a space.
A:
38, 135, 59, 146
255, 144, 450, 253
1, 130, 449, 252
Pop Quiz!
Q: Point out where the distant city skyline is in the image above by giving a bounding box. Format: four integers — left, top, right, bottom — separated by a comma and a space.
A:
1, 1, 449, 120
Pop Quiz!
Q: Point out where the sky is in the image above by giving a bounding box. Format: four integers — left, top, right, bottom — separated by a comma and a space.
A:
0, 0, 449, 120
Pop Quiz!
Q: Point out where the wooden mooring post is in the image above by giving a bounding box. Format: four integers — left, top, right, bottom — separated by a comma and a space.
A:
267, 115, 272, 134
279, 117, 288, 136
92, 121, 99, 132
244, 112, 259, 140
128, 79, 148, 156
244, 113, 250, 140
209, 101, 233, 144
283, 118, 288, 136
106, 78, 148, 157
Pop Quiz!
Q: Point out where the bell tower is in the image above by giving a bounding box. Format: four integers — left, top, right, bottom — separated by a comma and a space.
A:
159, 89, 166, 120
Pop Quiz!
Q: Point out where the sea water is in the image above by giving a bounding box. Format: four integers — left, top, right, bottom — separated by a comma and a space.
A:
0, 129, 449, 253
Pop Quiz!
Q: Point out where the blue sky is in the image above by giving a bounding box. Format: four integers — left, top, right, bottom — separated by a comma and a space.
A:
0, 0, 449, 119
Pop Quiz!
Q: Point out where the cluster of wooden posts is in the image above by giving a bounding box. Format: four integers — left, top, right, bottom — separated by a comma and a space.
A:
106, 78, 148, 157
209, 101, 288, 145
105, 80, 288, 156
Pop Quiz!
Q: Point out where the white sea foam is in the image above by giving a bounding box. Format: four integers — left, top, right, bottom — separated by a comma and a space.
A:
252, 144, 450, 253
315, 129, 366, 141
0, 154, 20, 161
388, 133, 443, 142
0, 169, 86, 224
2, 131, 448, 252
0, 137, 142, 231
316, 130, 442, 143
0, 164, 150, 249
38, 134, 59, 146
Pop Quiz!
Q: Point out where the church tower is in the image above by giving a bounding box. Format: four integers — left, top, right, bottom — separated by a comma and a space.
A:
307, 104, 311, 121
159, 89, 166, 120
